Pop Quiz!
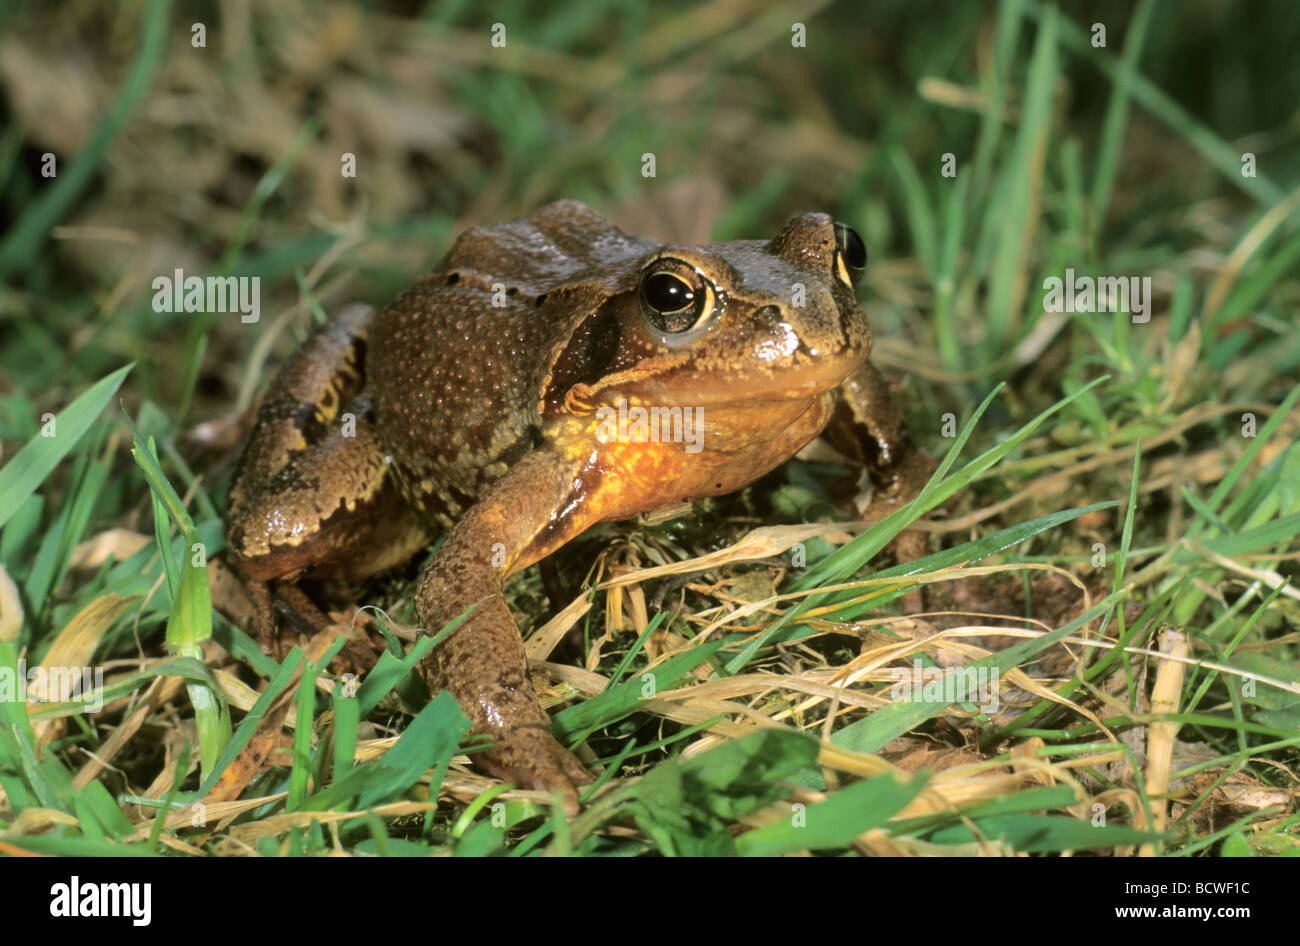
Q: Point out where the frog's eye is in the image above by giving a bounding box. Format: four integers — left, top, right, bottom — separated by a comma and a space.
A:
639, 259, 715, 335
833, 222, 867, 289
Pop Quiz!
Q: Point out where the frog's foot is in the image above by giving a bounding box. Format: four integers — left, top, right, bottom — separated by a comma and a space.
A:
244, 578, 333, 659
478, 722, 596, 816
418, 618, 597, 814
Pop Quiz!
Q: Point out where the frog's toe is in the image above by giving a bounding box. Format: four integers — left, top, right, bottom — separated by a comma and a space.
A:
481, 723, 595, 815
559, 745, 598, 787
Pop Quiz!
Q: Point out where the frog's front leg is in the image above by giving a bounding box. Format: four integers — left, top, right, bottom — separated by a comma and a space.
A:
826, 360, 934, 519
824, 361, 935, 603
415, 448, 599, 814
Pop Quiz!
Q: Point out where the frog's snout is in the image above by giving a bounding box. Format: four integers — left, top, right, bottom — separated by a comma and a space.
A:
770, 212, 839, 276
770, 212, 868, 296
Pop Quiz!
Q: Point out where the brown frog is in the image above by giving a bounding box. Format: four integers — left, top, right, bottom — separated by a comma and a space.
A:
223, 200, 928, 813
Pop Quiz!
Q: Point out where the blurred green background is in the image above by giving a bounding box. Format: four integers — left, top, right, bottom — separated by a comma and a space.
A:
2, 0, 1297, 433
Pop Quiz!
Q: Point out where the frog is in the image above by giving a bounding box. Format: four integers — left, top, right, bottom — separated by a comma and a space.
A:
223, 199, 929, 814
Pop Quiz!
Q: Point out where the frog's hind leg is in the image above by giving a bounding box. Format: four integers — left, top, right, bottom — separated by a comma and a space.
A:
224, 304, 431, 646
226, 414, 429, 583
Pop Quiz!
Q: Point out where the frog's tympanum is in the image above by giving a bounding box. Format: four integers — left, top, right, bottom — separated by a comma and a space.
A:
224, 200, 928, 813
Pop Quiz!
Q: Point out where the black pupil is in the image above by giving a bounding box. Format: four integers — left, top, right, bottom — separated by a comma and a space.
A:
836, 223, 867, 270
645, 273, 694, 312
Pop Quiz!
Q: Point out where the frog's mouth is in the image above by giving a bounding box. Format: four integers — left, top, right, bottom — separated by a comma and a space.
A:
615, 347, 867, 408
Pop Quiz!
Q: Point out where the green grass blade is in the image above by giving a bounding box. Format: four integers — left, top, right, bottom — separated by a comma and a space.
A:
552, 640, 724, 744
0, 364, 131, 531
1088, 0, 1155, 228
333, 683, 360, 780
736, 771, 929, 856
197, 648, 304, 798
984, 3, 1055, 347
924, 813, 1168, 852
